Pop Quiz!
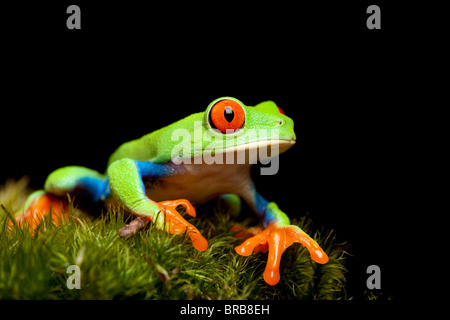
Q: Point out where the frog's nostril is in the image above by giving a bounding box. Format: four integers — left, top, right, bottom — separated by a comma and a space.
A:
277, 120, 284, 126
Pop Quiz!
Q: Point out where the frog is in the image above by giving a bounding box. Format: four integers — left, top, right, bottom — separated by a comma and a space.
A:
14, 97, 328, 286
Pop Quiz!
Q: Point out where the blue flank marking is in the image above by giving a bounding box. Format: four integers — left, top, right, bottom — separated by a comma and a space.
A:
134, 160, 178, 179
134, 160, 183, 193
79, 177, 110, 202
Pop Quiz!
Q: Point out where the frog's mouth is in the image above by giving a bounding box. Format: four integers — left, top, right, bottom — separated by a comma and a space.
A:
205, 139, 296, 164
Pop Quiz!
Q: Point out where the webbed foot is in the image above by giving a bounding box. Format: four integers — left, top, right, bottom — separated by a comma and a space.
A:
120, 199, 208, 252
157, 199, 208, 252
235, 223, 328, 285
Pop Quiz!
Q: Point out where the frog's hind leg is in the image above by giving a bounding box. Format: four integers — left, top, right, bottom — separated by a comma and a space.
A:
13, 190, 70, 233
14, 166, 109, 232
44, 166, 109, 204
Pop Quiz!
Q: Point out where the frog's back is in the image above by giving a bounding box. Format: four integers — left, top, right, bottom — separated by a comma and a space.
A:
107, 112, 203, 167
106, 130, 160, 167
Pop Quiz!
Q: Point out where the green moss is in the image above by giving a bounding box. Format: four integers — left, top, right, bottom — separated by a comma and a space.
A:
0, 178, 349, 300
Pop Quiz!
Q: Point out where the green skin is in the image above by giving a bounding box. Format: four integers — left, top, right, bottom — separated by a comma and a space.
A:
22, 97, 328, 285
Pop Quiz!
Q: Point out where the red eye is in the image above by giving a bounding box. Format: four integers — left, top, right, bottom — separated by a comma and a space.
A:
277, 106, 285, 115
209, 99, 245, 133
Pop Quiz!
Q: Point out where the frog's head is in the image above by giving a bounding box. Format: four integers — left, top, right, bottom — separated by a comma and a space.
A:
197, 97, 296, 163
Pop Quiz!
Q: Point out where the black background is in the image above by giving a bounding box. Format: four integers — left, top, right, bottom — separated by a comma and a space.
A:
1, 1, 413, 301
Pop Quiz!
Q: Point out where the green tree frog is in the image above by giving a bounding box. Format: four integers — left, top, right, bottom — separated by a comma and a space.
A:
14, 97, 328, 286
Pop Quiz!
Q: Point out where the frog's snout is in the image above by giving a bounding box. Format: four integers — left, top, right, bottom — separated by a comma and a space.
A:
276, 114, 296, 142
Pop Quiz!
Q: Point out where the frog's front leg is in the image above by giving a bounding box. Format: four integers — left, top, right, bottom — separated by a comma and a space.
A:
236, 186, 328, 285
107, 158, 208, 251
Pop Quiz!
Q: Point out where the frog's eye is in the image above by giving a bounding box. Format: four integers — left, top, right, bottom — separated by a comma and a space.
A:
208, 99, 245, 133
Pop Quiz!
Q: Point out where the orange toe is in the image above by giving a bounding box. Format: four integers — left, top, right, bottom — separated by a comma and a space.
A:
263, 268, 281, 286
234, 229, 268, 256
286, 226, 329, 264
188, 230, 208, 252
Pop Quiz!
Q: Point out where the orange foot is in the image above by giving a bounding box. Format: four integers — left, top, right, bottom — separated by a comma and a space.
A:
235, 223, 328, 286
155, 199, 208, 252
13, 191, 69, 234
